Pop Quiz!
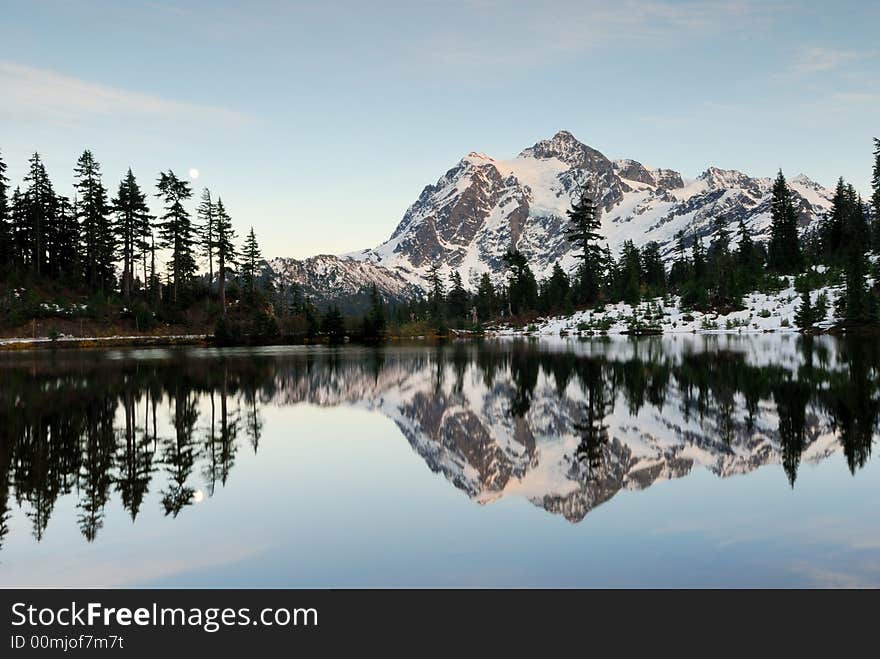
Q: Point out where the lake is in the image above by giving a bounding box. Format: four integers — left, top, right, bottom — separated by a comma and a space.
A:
0, 335, 878, 588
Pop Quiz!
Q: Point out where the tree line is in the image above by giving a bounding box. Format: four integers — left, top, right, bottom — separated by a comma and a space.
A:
0, 148, 267, 330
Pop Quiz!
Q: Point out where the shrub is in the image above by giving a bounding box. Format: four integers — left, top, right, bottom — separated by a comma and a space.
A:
213, 316, 244, 346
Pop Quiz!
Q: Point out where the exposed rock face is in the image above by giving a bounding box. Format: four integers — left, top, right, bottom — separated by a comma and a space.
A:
265, 254, 420, 307
342, 130, 834, 291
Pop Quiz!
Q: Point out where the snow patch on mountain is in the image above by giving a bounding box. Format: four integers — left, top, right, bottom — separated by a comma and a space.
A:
344, 131, 834, 292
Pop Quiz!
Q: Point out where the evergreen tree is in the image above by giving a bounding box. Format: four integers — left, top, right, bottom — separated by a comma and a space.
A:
446, 270, 469, 321
74, 150, 114, 290
843, 200, 870, 323
616, 240, 641, 305
53, 195, 80, 280
23, 153, 57, 276
321, 305, 345, 341
640, 241, 666, 295
541, 262, 571, 312
503, 248, 538, 315
669, 230, 691, 288
872, 138, 880, 247
822, 178, 848, 259
565, 192, 603, 303
709, 215, 737, 306
155, 170, 195, 303
709, 216, 730, 257
427, 262, 446, 323
112, 169, 152, 300
736, 219, 753, 263
0, 150, 10, 272
767, 170, 802, 272
362, 283, 386, 339
794, 290, 815, 330
475, 272, 496, 322
10, 187, 28, 273
240, 227, 262, 299
214, 198, 237, 315
692, 233, 706, 280
197, 188, 215, 287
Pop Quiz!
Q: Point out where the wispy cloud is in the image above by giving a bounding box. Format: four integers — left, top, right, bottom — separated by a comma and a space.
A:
0, 61, 249, 127
415, 0, 781, 70
790, 46, 863, 74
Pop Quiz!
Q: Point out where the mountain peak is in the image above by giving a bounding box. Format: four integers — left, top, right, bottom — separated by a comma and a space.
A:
698, 166, 754, 189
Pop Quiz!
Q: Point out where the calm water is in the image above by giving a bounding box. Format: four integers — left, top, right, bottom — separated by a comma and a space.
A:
0, 335, 878, 588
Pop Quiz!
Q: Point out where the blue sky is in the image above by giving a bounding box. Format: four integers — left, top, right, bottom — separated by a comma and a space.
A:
1, 0, 877, 258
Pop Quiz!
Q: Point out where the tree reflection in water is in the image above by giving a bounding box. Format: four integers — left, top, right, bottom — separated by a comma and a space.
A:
0, 335, 877, 549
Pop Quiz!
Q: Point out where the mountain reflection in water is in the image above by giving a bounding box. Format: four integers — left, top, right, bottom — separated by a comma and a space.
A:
0, 334, 877, 554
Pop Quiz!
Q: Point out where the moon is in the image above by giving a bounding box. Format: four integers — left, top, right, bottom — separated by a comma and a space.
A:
189, 168, 200, 180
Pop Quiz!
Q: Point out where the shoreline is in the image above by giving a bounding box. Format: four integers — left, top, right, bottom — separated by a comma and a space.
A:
0, 334, 210, 351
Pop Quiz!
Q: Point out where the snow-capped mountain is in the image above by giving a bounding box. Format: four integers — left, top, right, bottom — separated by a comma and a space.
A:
344, 130, 834, 288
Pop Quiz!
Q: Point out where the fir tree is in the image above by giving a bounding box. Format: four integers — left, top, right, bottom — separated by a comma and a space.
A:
74, 150, 114, 290
565, 192, 603, 303
362, 283, 386, 339
640, 242, 666, 295
794, 290, 815, 330
843, 200, 870, 323
155, 170, 195, 303
53, 195, 80, 280
321, 305, 345, 342
616, 240, 641, 306
0, 150, 10, 272
446, 270, 469, 321
767, 170, 802, 272
197, 188, 215, 287
872, 138, 880, 246
214, 198, 237, 315
427, 263, 445, 323
240, 227, 262, 299
503, 248, 538, 315
692, 233, 706, 280
10, 187, 28, 273
541, 262, 571, 312
112, 169, 152, 300
23, 153, 56, 276
475, 272, 496, 322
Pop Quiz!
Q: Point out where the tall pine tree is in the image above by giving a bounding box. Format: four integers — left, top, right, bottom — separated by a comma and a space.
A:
74, 150, 114, 290
871, 137, 880, 247
0, 150, 10, 272
214, 198, 236, 315
112, 169, 152, 300
23, 153, 56, 276
767, 170, 802, 273
565, 192, 603, 303
240, 227, 262, 299
155, 170, 195, 303
197, 188, 215, 288
52, 195, 80, 280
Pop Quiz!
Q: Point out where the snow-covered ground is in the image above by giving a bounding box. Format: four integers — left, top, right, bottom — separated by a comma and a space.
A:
491, 276, 844, 337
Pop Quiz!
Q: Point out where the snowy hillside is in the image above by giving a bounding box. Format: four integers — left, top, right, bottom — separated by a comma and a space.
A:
265, 254, 421, 306
346, 130, 833, 289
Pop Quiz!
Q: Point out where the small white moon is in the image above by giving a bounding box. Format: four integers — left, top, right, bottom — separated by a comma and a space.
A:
191, 489, 204, 503
189, 168, 200, 180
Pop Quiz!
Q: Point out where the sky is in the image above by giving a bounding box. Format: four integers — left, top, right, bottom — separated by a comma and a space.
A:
1, 0, 878, 259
